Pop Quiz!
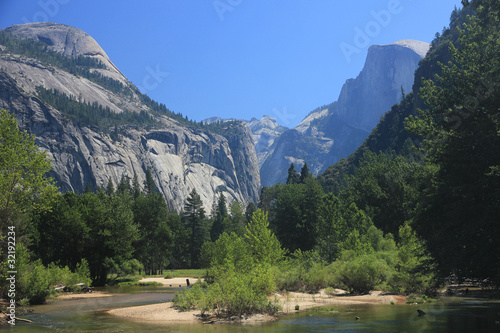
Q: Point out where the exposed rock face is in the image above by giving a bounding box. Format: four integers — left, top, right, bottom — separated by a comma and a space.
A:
260, 40, 429, 186
335, 40, 429, 132
246, 116, 288, 167
2, 22, 124, 81
0, 23, 260, 211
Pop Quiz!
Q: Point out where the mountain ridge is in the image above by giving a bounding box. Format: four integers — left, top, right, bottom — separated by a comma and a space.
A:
259, 39, 429, 186
0, 22, 260, 211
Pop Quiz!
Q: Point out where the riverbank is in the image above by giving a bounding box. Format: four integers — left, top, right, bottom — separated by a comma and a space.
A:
138, 277, 201, 287
54, 290, 114, 300
106, 289, 407, 324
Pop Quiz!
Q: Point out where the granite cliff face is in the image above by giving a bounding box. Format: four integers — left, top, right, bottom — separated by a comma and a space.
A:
0, 23, 260, 211
260, 40, 429, 186
246, 116, 288, 167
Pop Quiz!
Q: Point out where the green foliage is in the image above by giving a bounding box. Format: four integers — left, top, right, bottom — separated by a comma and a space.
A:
172, 282, 205, 311
317, 94, 424, 196
266, 177, 324, 252
177, 209, 284, 317
245, 210, 284, 266
210, 193, 228, 241
286, 163, 300, 184
332, 253, 390, 295
204, 232, 250, 280
175, 268, 280, 317
299, 163, 311, 183
226, 201, 246, 236
183, 189, 209, 268
36, 86, 155, 129
132, 183, 175, 275
0, 109, 57, 233
390, 224, 436, 295
10, 244, 91, 305
245, 201, 257, 224
339, 229, 373, 257
340, 151, 434, 236
275, 250, 333, 293
32, 190, 140, 286
47, 259, 92, 290
315, 194, 373, 262
406, 0, 500, 284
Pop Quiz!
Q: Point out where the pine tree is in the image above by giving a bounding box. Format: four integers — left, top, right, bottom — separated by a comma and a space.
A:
245, 201, 257, 224
286, 163, 300, 184
132, 172, 141, 199
210, 193, 228, 241
143, 167, 156, 195
105, 178, 115, 196
299, 162, 310, 183
183, 189, 207, 268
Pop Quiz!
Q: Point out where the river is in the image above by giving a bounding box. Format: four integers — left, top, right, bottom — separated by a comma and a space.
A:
2, 286, 500, 332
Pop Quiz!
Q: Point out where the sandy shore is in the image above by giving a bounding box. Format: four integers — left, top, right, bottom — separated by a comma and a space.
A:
277, 290, 406, 313
139, 277, 202, 287
106, 289, 407, 324
51, 277, 200, 302
55, 291, 114, 300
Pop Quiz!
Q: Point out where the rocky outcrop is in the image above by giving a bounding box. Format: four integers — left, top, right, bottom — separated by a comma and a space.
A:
0, 23, 260, 211
246, 116, 288, 167
260, 40, 429, 186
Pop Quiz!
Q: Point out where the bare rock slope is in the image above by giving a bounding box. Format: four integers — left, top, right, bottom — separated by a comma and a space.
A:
0, 23, 260, 211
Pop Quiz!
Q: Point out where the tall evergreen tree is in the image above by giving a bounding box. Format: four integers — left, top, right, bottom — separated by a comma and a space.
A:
299, 162, 310, 183
105, 178, 115, 196
210, 193, 228, 241
132, 172, 141, 199
143, 167, 156, 195
116, 174, 132, 195
245, 201, 257, 224
183, 189, 207, 268
286, 163, 300, 184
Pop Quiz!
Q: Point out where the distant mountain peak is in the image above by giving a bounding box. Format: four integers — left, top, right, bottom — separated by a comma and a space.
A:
259, 39, 427, 186
1, 22, 122, 77
387, 39, 430, 58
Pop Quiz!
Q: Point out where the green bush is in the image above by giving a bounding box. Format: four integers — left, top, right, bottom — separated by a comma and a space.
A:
24, 261, 52, 305
172, 283, 205, 311
10, 244, 92, 305
332, 254, 390, 295
174, 272, 280, 317
324, 287, 336, 296
275, 251, 333, 293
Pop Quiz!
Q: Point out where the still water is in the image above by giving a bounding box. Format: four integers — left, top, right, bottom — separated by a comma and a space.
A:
3, 286, 500, 332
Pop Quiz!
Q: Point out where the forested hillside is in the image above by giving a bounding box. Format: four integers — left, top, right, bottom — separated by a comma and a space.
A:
318, 0, 500, 286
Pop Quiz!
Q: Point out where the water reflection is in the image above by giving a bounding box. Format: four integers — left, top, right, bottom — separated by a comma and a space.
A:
3, 291, 500, 332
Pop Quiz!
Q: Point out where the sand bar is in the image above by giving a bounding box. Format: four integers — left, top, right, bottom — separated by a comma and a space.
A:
107, 289, 407, 324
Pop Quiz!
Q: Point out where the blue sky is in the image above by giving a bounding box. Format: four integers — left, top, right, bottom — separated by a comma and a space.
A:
1, 0, 463, 127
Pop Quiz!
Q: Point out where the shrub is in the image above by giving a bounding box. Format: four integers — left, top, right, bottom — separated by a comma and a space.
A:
10, 244, 92, 304
172, 283, 205, 311
332, 254, 389, 295
388, 224, 437, 295
275, 250, 332, 293
324, 287, 336, 296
